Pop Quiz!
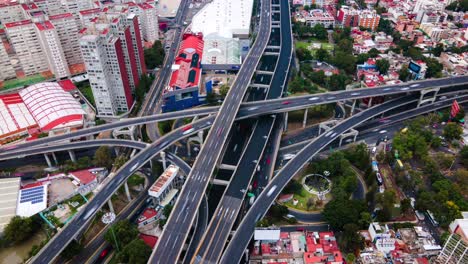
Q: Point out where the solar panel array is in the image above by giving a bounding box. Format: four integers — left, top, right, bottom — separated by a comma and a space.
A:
20, 186, 44, 204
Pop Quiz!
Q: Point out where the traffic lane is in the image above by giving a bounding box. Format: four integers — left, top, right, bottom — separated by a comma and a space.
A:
242, 75, 468, 109
223, 93, 468, 263
31, 117, 215, 263
6, 77, 466, 156
220, 96, 418, 264
193, 116, 275, 262
150, 0, 272, 261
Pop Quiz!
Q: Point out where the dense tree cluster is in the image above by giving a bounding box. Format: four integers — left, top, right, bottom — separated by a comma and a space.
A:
144, 41, 165, 69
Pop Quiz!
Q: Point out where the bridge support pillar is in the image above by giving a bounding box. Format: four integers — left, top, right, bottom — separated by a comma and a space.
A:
108, 199, 115, 214
124, 182, 131, 202
161, 151, 167, 170
350, 99, 357, 116
130, 148, 137, 158
367, 97, 373, 108
302, 108, 308, 128
51, 152, 58, 165
44, 154, 53, 168
318, 120, 338, 135
283, 112, 288, 132
417, 87, 440, 108
186, 131, 204, 157
68, 150, 76, 163
338, 129, 359, 147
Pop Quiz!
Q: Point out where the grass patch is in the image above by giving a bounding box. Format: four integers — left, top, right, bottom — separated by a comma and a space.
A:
78, 85, 95, 107
128, 174, 145, 187
2, 74, 46, 90
296, 41, 335, 57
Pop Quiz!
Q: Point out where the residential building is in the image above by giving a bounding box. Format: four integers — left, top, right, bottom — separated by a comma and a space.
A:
62, 0, 95, 21
5, 20, 49, 76
35, 21, 70, 79
0, 41, 16, 81
135, 3, 159, 43
34, 0, 63, 16
80, 24, 134, 116
49, 13, 84, 67
337, 6, 359, 28
359, 9, 380, 31
295, 9, 336, 28
125, 14, 147, 77
0, 2, 25, 24
250, 230, 344, 264
448, 212, 468, 242
163, 33, 206, 112
148, 165, 184, 206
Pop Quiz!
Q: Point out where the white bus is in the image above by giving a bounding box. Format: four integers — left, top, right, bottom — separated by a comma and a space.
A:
426, 210, 439, 226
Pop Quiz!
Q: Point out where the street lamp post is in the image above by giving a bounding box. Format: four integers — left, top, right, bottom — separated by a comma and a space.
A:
102, 212, 119, 252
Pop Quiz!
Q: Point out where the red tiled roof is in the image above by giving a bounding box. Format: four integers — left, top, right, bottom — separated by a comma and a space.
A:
35, 21, 54, 31
139, 234, 158, 248
57, 80, 76, 92
21, 181, 43, 189
138, 208, 158, 223
49, 13, 74, 20
70, 169, 96, 185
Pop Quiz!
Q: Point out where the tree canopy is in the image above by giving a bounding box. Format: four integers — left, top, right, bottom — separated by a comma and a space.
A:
116, 239, 152, 264
144, 41, 165, 69
105, 220, 139, 249
4, 216, 40, 244
94, 146, 113, 168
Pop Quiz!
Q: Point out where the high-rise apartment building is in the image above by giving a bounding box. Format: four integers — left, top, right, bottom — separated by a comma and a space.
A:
0, 42, 16, 81
79, 13, 145, 116
0, 2, 26, 24
5, 20, 49, 76
135, 3, 159, 43
35, 21, 70, 79
62, 0, 95, 22
337, 6, 360, 28
49, 13, 83, 66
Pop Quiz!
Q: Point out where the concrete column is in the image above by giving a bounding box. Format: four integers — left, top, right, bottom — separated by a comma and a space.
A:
124, 182, 131, 202
108, 200, 115, 214
44, 154, 53, 168
114, 147, 120, 157
283, 112, 288, 132
367, 97, 373, 108
302, 108, 308, 128
354, 134, 358, 142
51, 152, 58, 165
130, 148, 137, 158
193, 115, 199, 122
339, 137, 343, 147
68, 150, 76, 163
198, 130, 204, 144
161, 151, 167, 169
350, 99, 357, 116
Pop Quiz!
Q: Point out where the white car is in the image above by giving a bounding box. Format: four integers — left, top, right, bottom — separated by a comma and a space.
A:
410, 84, 420, 88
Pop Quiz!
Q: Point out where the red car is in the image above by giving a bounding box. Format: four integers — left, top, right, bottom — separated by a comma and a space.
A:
182, 124, 193, 131
281, 101, 291, 105
266, 157, 271, 165
253, 180, 258, 189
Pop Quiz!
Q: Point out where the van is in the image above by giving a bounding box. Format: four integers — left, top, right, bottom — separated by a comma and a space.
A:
372, 146, 377, 154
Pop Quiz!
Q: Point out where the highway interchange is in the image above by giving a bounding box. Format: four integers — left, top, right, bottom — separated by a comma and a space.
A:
3, 0, 466, 262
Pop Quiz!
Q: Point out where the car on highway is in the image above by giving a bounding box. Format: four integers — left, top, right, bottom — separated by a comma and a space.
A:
410, 84, 420, 88
97, 245, 112, 261
217, 127, 223, 137
183, 128, 195, 135
182, 124, 193, 132
266, 185, 277, 197
281, 101, 291, 105
253, 180, 258, 189
266, 157, 271, 165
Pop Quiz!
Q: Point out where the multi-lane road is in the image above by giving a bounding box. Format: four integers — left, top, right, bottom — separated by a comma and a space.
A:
3, 76, 467, 160
190, 0, 293, 262
149, 0, 273, 262
220, 93, 468, 263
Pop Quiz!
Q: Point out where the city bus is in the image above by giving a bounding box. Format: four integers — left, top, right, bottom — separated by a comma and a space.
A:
426, 210, 439, 226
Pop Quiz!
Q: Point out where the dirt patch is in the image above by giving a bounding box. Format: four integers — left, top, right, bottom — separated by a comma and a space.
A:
49, 178, 75, 204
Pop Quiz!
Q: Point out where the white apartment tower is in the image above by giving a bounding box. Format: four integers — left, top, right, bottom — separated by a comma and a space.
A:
5, 20, 48, 76
62, 0, 95, 21
0, 42, 16, 81
0, 3, 26, 24
135, 3, 159, 43
80, 25, 134, 116
49, 13, 83, 66
35, 21, 70, 79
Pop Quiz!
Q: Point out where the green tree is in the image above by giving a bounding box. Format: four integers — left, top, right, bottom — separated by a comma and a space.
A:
358, 212, 372, 229
144, 41, 165, 69
219, 84, 230, 98
460, 147, 468, 167
368, 48, 380, 58
104, 220, 139, 249
322, 198, 367, 230
205, 92, 218, 105
328, 73, 350, 90
346, 253, 356, 264
256, 218, 270, 227
443, 123, 463, 140
296, 47, 313, 61
114, 155, 129, 169
340, 223, 364, 252
60, 240, 83, 260
4, 216, 38, 244
117, 239, 152, 264
376, 59, 390, 75
312, 24, 327, 40
400, 198, 412, 215
163, 204, 173, 218
406, 47, 424, 60
315, 48, 330, 62
432, 43, 444, 57
269, 204, 289, 219
398, 65, 410, 81
424, 57, 443, 78
337, 38, 353, 53
377, 18, 393, 35
94, 146, 113, 168
332, 51, 356, 74
356, 53, 370, 64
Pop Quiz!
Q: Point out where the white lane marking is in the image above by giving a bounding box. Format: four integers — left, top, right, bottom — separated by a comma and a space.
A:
218, 206, 224, 217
